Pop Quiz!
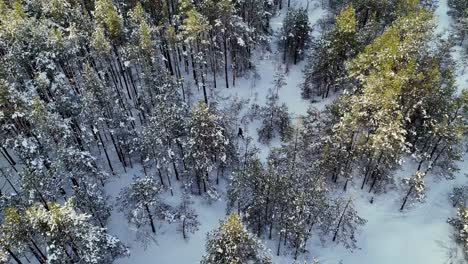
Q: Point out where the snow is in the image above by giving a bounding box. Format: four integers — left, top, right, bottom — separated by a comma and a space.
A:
435, 0, 468, 92
100, 0, 468, 263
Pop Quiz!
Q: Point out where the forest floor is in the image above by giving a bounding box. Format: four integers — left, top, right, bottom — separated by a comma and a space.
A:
105, 0, 468, 263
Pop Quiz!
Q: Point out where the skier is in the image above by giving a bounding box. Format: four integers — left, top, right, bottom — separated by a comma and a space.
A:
238, 127, 244, 139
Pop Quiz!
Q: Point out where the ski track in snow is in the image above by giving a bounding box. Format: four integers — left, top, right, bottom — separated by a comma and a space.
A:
104, 0, 468, 263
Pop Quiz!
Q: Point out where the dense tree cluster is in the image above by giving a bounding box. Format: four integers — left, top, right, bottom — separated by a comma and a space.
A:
0, 0, 466, 263
302, 0, 420, 99
316, 9, 467, 199
0, 201, 128, 263
229, 110, 366, 259
279, 7, 311, 66
0, 0, 279, 261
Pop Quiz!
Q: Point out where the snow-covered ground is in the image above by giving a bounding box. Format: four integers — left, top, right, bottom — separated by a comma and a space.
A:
105, 0, 468, 263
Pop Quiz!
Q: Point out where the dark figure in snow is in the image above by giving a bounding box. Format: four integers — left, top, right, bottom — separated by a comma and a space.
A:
238, 127, 244, 139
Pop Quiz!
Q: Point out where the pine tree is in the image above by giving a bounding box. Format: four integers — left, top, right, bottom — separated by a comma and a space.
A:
301, 4, 357, 99
450, 185, 468, 208
448, 0, 468, 47
258, 70, 292, 144
279, 7, 311, 65
188, 102, 229, 196
175, 192, 200, 239
181, 9, 211, 102
448, 205, 468, 260
117, 176, 170, 242
200, 214, 272, 264
227, 157, 270, 235
400, 171, 426, 211
330, 197, 366, 250
320, 10, 437, 191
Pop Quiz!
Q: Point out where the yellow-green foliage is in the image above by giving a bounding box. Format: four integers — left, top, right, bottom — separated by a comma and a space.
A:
337, 11, 436, 155
129, 2, 145, 23
95, 0, 122, 40
182, 9, 210, 39
0, 0, 26, 37
139, 22, 153, 52
0, 207, 28, 254
396, 0, 419, 15
335, 4, 356, 35
221, 213, 245, 240
91, 25, 111, 53
349, 10, 433, 82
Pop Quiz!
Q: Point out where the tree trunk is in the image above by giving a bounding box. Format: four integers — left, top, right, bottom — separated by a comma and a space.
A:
400, 186, 413, 211
224, 34, 229, 88
1, 146, 16, 165
276, 231, 282, 256
30, 238, 47, 262
172, 160, 180, 181
6, 248, 23, 264
157, 168, 165, 186
333, 198, 351, 242
0, 168, 19, 195
145, 204, 156, 233
97, 131, 114, 174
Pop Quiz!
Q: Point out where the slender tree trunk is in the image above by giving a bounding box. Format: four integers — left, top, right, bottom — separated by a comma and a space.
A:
1, 150, 17, 172
276, 231, 282, 256
224, 34, 229, 88
196, 171, 202, 195
97, 130, 114, 174
145, 204, 156, 233
6, 248, 23, 264
28, 245, 45, 264
166, 172, 174, 196
172, 160, 180, 181
30, 238, 47, 262
0, 168, 19, 195
157, 168, 165, 186
333, 198, 351, 242
182, 218, 187, 239
343, 179, 349, 191
1, 147, 15, 165
400, 186, 414, 211
203, 175, 207, 193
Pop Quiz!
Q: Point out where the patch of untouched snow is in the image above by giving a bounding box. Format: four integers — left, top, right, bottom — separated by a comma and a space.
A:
435, 0, 452, 38
434, 0, 467, 91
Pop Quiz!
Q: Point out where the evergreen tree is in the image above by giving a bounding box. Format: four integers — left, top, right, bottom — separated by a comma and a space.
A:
450, 185, 468, 208
174, 192, 200, 239
400, 171, 426, 211
301, 4, 357, 99
188, 102, 229, 196
330, 197, 366, 250
279, 7, 311, 65
117, 176, 171, 242
257, 71, 292, 144
448, 0, 467, 49
448, 205, 468, 260
200, 214, 272, 264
